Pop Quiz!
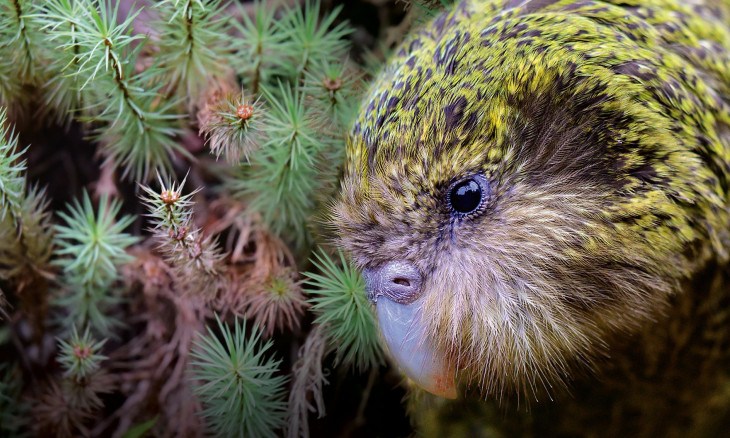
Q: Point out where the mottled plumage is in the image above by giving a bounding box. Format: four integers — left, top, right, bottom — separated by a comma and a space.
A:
334, 0, 730, 435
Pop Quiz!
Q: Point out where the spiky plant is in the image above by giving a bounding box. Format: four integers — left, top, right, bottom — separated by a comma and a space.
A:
229, 0, 287, 94
32, 326, 111, 438
276, 1, 352, 80
243, 267, 308, 337
0, 107, 27, 222
53, 191, 138, 335
190, 315, 288, 437
57, 325, 107, 381
304, 249, 384, 372
140, 174, 227, 296
57, 326, 111, 414
154, 0, 234, 105
0, 0, 48, 119
227, 84, 333, 250
199, 89, 267, 164
38, 0, 188, 181
54, 192, 137, 289
301, 57, 364, 127
0, 107, 54, 322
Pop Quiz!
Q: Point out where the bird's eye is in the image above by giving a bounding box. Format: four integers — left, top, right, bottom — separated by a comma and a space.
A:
448, 176, 487, 215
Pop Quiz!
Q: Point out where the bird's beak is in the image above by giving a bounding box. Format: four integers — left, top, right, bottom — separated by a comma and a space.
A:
375, 296, 457, 398
363, 262, 457, 399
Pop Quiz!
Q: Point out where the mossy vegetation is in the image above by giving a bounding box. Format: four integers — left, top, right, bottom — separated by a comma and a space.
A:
0, 0, 441, 436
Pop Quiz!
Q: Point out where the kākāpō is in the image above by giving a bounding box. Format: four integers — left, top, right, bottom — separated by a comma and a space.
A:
332, 0, 730, 436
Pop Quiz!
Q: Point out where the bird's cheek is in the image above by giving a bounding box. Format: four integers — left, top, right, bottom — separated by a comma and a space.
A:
375, 295, 457, 399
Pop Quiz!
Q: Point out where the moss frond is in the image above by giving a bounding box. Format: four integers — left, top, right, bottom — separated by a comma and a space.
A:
140, 175, 227, 296
154, 0, 234, 104
304, 249, 384, 372
198, 89, 267, 164
54, 191, 138, 289
190, 315, 288, 437
57, 325, 107, 381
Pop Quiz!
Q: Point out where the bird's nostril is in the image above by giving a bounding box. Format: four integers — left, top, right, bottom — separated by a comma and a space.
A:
372, 261, 422, 304
393, 277, 411, 287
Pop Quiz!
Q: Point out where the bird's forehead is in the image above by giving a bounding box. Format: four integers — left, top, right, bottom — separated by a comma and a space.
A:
347, 5, 599, 191
350, 49, 510, 195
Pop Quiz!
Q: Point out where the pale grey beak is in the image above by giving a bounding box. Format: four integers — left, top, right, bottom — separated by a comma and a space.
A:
363, 261, 456, 399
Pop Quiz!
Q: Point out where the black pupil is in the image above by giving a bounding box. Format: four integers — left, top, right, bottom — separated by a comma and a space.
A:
450, 179, 481, 214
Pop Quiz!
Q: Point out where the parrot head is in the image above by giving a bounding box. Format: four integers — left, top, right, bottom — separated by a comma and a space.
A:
332, 0, 729, 399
